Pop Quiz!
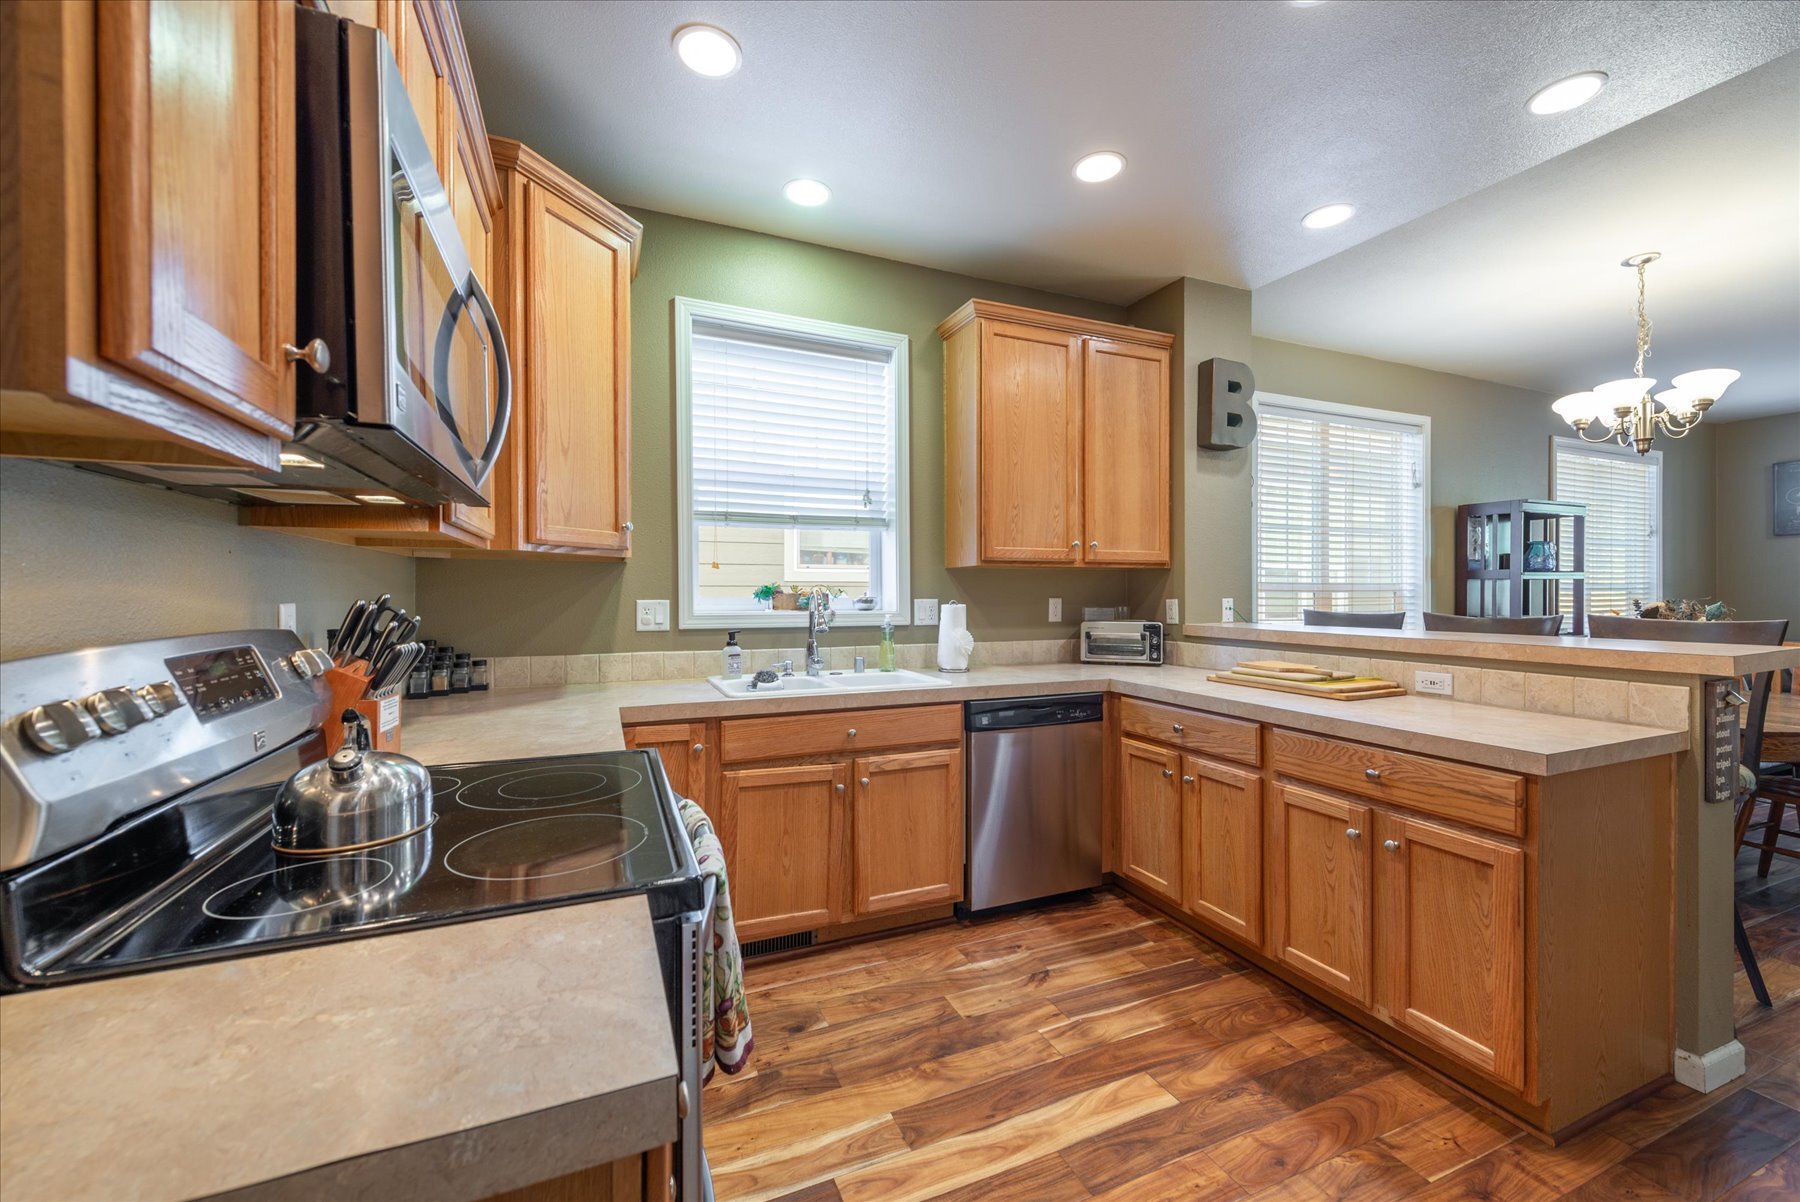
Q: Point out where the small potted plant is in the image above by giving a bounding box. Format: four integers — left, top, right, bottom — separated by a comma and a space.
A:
771, 585, 799, 611
751, 583, 780, 611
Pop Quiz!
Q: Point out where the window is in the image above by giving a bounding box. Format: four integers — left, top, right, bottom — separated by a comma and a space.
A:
676, 298, 909, 629
1252, 395, 1429, 623
1552, 437, 1662, 615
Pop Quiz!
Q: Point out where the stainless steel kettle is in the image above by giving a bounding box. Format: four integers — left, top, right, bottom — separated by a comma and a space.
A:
273, 711, 434, 853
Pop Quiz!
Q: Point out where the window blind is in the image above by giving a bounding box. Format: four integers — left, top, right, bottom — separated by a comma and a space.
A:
1253, 401, 1427, 623
1553, 440, 1661, 615
691, 319, 895, 528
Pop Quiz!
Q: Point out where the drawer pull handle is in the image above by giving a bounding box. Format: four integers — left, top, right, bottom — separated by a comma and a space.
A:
860, 777, 871, 787
1384, 839, 1400, 851
847, 727, 858, 738
1172, 723, 1184, 734
1364, 768, 1383, 781
1181, 775, 1195, 784
1346, 827, 1362, 839
1161, 768, 1174, 778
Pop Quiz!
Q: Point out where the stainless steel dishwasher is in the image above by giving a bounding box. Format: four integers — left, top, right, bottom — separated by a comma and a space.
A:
964, 694, 1105, 913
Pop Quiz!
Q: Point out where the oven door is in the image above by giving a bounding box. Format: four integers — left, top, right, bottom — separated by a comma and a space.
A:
346, 26, 511, 506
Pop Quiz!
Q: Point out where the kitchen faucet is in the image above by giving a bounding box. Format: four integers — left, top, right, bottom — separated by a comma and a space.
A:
805, 587, 834, 676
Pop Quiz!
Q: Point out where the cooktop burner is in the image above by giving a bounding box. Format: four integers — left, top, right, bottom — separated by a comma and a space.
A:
201, 857, 397, 920
444, 763, 645, 812
445, 813, 650, 881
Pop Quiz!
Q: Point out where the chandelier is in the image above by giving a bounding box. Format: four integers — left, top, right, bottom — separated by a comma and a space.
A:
1551, 252, 1737, 455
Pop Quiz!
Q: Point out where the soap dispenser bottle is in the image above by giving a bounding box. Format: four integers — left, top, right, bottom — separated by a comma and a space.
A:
722, 630, 743, 679
877, 618, 897, 672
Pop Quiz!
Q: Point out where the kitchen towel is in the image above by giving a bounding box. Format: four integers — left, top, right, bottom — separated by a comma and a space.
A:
680, 797, 754, 1080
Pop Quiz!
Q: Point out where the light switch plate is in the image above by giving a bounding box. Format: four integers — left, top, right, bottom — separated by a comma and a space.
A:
1048, 597, 1062, 623
635, 600, 670, 631
1164, 597, 1180, 624
1415, 671, 1452, 696
914, 599, 939, 625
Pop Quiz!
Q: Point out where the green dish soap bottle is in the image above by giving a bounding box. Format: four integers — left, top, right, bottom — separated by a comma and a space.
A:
878, 617, 897, 672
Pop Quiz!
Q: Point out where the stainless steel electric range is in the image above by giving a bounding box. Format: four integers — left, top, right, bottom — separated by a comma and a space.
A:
0, 630, 712, 1198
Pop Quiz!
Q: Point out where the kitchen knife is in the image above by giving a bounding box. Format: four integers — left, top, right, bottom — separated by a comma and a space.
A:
362, 608, 409, 666
370, 614, 421, 666
328, 600, 369, 660
338, 599, 383, 663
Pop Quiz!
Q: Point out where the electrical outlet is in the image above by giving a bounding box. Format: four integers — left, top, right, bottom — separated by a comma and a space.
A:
635, 600, 670, 631
1048, 597, 1062, 623
1221, 597, 1235, 623
1415, 671, 1452, 696
914, 598, 939, 625
277, 603, 297, 633
1164, 597, 1180, 624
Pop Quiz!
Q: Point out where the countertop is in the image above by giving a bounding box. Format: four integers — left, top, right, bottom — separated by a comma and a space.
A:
402, 663, 1687, 777
1181, 621, 1800, 677
0, 896, 676, 1202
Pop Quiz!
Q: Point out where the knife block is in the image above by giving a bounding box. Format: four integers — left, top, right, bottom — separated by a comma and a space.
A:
321, 666, 403, 754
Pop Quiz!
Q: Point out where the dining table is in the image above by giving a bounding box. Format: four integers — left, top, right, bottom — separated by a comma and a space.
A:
1761, 690, 1800, 763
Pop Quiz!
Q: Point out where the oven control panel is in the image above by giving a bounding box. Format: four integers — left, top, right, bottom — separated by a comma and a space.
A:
166, 646, 277, 721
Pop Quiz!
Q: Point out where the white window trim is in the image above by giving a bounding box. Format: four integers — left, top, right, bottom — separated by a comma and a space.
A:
674, 296, 911, 631
1249, 392, 1433, 621
1550, 435, 1664, 605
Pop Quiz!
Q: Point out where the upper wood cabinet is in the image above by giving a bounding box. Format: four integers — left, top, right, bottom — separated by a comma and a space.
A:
2, 0, 295, 469
1118, 736, 1183, 903
939, 300, 1172, 568
486, 138, 640, 556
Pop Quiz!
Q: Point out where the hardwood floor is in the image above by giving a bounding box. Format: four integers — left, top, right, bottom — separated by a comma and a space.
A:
705, 889, 1800, 1202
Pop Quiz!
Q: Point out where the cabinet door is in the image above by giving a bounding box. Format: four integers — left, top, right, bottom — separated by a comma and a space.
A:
1118, 737, 1182, 903
1182, 756, 1262, 943
1081, 338, 1169, 565
390, 0, 446, 172
522, 185, 633, 551
852, 748, 964, 915
96, 0, 295, 437
1270, 783, 1372, 1005
719, 763, 846, 942
977, 320, 1081, 563
1376, 813, 1526, 1088
624, 723, 711, 815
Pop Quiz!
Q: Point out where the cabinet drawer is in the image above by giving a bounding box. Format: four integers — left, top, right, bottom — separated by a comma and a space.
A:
1120, 698, 1260, 766
1270, 730, 1525, 836
720, 704, 962, 764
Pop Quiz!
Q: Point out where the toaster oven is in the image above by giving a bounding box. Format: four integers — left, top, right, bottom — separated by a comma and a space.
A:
1079, 621, 1163, 665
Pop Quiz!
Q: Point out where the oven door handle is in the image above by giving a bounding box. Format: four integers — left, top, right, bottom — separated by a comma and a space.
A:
463, 273, 513, 490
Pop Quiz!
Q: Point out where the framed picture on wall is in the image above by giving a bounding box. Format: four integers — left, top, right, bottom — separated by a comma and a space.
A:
1777, 459, 1800, 537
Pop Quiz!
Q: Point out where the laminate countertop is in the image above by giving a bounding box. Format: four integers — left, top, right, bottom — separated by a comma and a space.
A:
401, 662, 1687, 777
0, 895, 675, 1202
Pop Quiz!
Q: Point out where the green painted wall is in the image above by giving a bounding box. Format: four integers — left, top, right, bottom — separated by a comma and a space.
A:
1713, 411, 1800, 628
415, 209, 1145, 656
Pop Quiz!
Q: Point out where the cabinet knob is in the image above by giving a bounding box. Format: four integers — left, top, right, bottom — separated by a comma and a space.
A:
282, 337, 332, 375
1181, 775, 1195, 784
1172, 723, 1184, 734
1346, 827, 1362, 839
834, 782, 845, 793
623, 521, 635, 533
1089, 541, 1099, 550
1383, 839, 1400, 851
692, 742, 704, 754
860, 777, 871, 787
1162, 768, 1174, 778
1364, 767, 1383, 782
847, 727, 857, 738
1070, 541, 1079, 549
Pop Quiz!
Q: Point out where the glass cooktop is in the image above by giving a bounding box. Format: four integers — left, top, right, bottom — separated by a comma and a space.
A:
13, 752, 701, 984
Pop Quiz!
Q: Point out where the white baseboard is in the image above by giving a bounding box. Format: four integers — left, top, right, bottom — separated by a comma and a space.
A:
1674, 1041, 1746, 1092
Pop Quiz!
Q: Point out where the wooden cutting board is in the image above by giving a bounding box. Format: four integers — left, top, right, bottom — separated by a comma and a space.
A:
1209, 672, 1407, 701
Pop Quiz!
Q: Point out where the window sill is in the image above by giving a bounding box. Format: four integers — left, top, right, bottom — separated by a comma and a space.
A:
681, 610, 913, 632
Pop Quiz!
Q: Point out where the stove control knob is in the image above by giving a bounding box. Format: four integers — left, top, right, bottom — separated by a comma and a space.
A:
289, 649, 333, 680
136, 681, 184, 716
84, 687, 155, 735
18, 700, 102, 755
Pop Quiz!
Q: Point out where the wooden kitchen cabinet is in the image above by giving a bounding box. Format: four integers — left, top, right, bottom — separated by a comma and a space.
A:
2, 0, 296, 469
1117, 737, 1183, 904
1268, 782, 1373, 1006
1374, 810, 1526, 1088
939, 300, 1172, 568
624, 722, 713, 816
486, 138, 640, 556
1181, 755, 1262, 944
852, 748, 965, 915
719, 762, 848, 942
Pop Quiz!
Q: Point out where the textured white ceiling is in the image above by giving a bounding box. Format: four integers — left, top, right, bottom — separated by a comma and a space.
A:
456, 0, 1800, 418
1253, 53, 1800, 421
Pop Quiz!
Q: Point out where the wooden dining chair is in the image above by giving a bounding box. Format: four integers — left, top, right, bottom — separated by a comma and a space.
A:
1422, 612, 1563, 635
1590, 615, 1791, 1008
1302, 608, 1407, 630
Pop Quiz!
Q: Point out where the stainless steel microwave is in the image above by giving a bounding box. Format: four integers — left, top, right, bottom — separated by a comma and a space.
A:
284, 7, 511, 506
1079, 621, 1164, 665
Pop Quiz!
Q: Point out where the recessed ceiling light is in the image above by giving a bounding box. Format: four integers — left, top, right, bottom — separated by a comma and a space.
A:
1301, 203, 1355, 230
1073, 151, 1126, 183
1526, 71, 1607, 116
783, 178, 831, 206
672, 23, 741, 78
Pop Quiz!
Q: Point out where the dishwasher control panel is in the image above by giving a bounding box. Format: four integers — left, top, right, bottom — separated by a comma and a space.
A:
966, 695, 1105, 731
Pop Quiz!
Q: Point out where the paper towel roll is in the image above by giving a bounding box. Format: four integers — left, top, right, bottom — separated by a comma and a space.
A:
937, 602, 974, 672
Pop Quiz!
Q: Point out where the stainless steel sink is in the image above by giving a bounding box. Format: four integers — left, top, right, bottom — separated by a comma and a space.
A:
706, 668, 944, 698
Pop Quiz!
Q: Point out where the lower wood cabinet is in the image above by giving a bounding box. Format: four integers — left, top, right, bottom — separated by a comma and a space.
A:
623, 722, 711, 816
1269, 782, 1373, 1007
1118, 737, 1182, 903
852, 748, 964, 915
719, 762, 848, 942
1182, 755, 1262, 944
1374, 810, 1526, 1089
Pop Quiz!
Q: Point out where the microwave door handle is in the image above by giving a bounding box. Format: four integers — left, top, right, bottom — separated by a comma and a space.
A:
463, 273, 513, 489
